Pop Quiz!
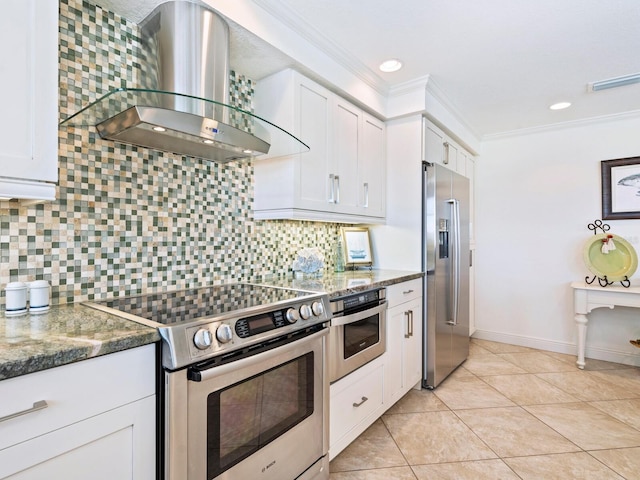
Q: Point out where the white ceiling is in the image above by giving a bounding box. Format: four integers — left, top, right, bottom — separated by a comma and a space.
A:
95, 0, 640, 138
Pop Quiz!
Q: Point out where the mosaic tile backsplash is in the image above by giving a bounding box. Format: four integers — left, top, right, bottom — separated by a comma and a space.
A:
0, 0, 343, 309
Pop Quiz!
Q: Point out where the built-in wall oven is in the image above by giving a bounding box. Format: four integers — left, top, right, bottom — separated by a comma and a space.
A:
85, 283, 332, 480
328, 288, 387, 382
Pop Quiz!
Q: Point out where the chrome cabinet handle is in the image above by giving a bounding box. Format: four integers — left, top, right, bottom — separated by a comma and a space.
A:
328, 174, 335, 203
335, 175, 340, 204
404, 310, 414, 338
443, 141, 450, 165
404, 310, 411, 338
352, 396, 368, 407
409, 309, 414, 337
402, 289, 414, 295
363, 182, 369, 208
0, 400, 48, 423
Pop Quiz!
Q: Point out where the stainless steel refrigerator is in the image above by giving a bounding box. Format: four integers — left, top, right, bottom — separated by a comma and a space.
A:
422, 161, 470, 388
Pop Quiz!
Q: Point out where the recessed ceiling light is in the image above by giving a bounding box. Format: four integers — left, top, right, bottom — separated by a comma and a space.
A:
202, 139, 214, 144
549, 102, 571, 110
152, 126, 166, 132
243, 149, 253, 154
379, 59, 403, 73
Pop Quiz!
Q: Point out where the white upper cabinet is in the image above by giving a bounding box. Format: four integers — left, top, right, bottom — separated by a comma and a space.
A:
360, 113, 386, 218
254, 69, 386, 223
0, 0, 58, 203
423, 119, 474, 180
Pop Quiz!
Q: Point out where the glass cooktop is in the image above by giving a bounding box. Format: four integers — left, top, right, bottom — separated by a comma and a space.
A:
93, 283, 314, 326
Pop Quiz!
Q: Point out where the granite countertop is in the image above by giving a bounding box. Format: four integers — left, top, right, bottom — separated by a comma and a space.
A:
0, 269, 420, 381
0, 304, 160, 381
256, 269, 424, 298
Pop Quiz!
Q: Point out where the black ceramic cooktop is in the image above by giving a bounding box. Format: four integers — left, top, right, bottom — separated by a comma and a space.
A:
97, 283, 313, 326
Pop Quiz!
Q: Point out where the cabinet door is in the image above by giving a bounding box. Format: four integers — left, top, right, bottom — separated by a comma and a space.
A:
423, 121, 446, 169
332, 98, 360, 214
296, 78, 333, 210
0, 0, 57, 184
403, 298, 423, 390
385, 281, 423, 408
0, 396, 156, 480
384, 304, 406, 406
359, 114, 386, 218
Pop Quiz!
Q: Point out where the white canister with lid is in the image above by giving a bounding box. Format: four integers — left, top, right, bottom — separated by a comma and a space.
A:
5, 282, 28, 316
29, 280, 51, 313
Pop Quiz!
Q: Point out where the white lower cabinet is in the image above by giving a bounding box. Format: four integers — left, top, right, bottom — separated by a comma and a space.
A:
329, 355, 385, 459
329, 279, 423, 459
385, 279, 423, 406
0, 345, 156, 480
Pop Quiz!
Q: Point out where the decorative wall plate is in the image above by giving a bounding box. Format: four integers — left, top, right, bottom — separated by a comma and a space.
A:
583, 234, 638, 281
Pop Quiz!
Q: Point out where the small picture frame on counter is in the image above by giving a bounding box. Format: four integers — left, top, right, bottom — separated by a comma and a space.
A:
341, 227, 373, 268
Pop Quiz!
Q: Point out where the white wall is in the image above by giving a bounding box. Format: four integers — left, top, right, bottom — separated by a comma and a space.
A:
476, 114, 640, 366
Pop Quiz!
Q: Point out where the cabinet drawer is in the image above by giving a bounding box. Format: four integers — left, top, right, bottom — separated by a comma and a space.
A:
386, 278, 422, 308
0, 344, 156, 450
330, 361, 383, 444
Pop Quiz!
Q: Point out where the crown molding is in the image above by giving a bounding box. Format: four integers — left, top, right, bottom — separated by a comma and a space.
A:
482, 109, 640, 141
388, 75, 430, 97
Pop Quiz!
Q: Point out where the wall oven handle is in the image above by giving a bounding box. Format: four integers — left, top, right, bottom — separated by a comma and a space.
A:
330, 301, 387, 327
189, 328, 328, 383
352, 396, 368, 407
0, 400, 48, 423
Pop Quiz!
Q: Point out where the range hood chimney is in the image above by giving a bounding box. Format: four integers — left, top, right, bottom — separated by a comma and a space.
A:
61, 1, 307, 162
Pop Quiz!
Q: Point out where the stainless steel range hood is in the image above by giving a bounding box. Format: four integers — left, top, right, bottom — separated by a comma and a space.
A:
60, 1, 307, 162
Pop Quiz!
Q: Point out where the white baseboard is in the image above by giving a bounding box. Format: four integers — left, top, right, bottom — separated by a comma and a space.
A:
472, 329, 640, 368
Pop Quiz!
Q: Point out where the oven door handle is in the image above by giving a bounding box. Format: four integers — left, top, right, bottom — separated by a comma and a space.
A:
330, 301, 387, 327
190, 328, 328, 383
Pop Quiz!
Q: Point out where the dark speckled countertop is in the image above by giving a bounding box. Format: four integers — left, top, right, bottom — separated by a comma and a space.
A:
0, 270, 420, 381
0, 304, 160, 381
256, 269, 424, 298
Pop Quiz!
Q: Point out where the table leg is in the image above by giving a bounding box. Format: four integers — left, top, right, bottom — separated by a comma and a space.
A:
575, 313, 588, 369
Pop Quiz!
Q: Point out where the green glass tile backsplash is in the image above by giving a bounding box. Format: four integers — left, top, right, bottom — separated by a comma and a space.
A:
0, 0, 341, 308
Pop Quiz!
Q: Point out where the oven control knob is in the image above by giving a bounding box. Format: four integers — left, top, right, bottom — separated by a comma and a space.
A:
193, 328, 213, 350
299, 304, 312, 320
311, 301, 325, 317
286, 308, 300, 324
216, 324, 233, 344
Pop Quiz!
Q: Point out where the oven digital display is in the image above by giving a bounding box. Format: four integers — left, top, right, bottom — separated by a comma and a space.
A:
248, 314, 275, 334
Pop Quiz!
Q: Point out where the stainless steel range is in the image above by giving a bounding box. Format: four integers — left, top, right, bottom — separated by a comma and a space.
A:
85, 283, 331, 480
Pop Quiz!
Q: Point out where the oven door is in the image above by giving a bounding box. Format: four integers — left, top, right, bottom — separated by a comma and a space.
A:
166, 327, 328, 480
328, 301, 387, 383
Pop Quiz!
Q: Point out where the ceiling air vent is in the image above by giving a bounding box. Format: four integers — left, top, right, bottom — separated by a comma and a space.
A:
588, 73, 640, 92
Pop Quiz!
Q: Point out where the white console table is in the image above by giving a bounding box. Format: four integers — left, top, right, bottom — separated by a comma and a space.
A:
571, 281, 640, 369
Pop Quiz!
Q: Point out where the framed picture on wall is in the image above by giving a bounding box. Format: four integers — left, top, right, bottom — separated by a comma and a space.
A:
602, 156, 640, 220
341, 227, 373, 267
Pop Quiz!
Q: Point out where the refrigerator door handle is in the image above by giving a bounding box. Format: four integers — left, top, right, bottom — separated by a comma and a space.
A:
447, 198, 460, 326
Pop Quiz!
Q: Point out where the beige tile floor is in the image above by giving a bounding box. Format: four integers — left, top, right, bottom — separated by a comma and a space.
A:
329, 338, 640, 480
